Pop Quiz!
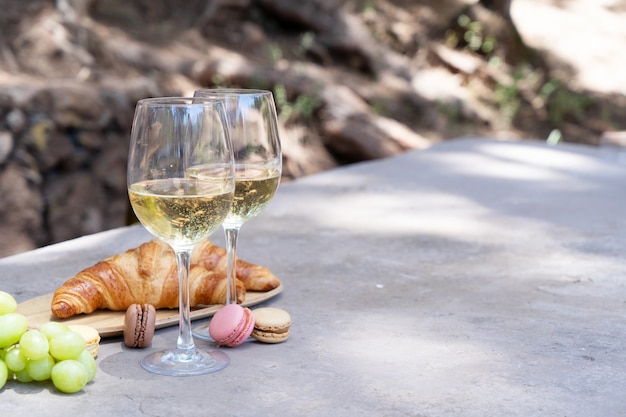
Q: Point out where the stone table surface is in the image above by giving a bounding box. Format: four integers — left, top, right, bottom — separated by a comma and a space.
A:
1, 138, 625, 416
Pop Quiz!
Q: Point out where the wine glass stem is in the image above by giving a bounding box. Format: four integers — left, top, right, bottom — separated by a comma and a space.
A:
223, 224, 242, 304
174, 248, 195, 352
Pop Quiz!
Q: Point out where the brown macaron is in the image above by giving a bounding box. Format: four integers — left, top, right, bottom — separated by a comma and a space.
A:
251, 307, 291, 344
123, 303, 156, 348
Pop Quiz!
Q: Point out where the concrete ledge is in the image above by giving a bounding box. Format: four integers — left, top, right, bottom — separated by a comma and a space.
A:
2, 138, 625, 416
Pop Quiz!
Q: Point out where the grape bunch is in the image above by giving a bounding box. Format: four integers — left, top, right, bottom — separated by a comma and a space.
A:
0, 291, 97, 394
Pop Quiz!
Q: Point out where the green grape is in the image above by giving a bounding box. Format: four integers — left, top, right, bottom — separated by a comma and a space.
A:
0, 359, 8, 389
25, 354, 55, 381
49, 331, 85, 361
14, 367, 33, 383
4, 346, 27, 372
0, 291, 17, 315
76, 349, 97, 383
0, 347, 6, 361
40, 322, 70, 341
20, 330, 49, 360
0, 312, 28, 348
51, 360, 87, 394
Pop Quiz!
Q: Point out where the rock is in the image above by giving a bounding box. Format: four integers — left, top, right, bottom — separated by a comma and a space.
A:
0, 79, 138, 256
0, 228, 41, 257
92, 134, 128, 192
76, 131, 105, 150
280, 125, 337, 179
27, 121, 75, 170
0, 163, 44, 255
599, 131, 626, 148
0, 132, 14, 163
319, 85, 428, 161
44, 172, 106, 244
47, 84, 111, 129
6, 109, 26, 133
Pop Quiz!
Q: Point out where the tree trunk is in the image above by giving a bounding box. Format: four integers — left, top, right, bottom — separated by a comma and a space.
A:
479, 0, 512, 18
478, 0, 544, 68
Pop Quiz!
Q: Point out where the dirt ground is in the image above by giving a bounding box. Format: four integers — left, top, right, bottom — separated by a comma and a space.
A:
512, 0, 626, 97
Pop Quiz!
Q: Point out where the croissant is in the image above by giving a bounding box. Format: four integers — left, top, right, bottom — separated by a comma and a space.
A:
191, 239, 281, 292
51, 239, 246, 319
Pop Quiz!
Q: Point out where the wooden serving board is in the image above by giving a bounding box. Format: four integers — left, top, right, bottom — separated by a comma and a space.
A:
17, 283, 282, 338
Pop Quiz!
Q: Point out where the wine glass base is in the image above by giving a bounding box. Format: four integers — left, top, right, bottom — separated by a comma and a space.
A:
192, 322, 214, 342
141, 347, 229, 376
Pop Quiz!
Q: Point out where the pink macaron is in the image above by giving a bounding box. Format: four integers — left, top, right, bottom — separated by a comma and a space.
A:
209, 304, 255, 347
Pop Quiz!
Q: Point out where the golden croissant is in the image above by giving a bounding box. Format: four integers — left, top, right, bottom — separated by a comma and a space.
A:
191, 239, 281, 292
51, 240, 249, 319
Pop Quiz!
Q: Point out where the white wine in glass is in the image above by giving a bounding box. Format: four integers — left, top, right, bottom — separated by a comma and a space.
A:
127, 97, 235, 376
191, 89, 282, 340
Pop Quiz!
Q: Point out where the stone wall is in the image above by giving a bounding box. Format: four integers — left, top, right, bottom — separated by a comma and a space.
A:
0, 78, 159, 257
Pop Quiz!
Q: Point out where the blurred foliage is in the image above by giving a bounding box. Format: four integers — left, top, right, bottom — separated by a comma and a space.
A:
539, 80, 593, 125
446, 14, 497, 56
273, 85, 321, 124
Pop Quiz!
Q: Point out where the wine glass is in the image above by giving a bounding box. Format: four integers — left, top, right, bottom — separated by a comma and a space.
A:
191, 89, 282, 339
127, 97, 234, 376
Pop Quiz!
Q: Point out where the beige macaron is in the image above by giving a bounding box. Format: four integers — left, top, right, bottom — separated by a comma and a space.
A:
68, 324, 101, 358
251, 307, 291, 344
